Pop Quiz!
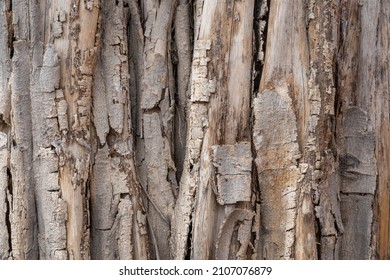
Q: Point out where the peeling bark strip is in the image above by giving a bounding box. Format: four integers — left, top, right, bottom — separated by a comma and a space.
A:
306, 0, 341, 260
169, 52, 210, 259
172, 0, 255, 260
31, 44, 67, 260
10, 39, 38, 260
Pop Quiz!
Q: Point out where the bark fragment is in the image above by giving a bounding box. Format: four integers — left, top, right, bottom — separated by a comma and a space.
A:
339, 107, 376, 195
211, 142, 252, 205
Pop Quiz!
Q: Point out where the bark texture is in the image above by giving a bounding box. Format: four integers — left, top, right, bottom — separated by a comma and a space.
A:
0, 0, 389, 260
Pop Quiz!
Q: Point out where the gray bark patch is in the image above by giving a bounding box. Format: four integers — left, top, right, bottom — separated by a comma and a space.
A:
211, 142, 252, 205
340, 107, 376, 194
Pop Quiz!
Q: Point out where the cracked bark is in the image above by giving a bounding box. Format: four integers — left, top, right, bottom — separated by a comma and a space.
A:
0, 0, 389, 260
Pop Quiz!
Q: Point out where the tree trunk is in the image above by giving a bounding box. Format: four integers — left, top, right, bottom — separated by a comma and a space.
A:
0, 0, 389, 260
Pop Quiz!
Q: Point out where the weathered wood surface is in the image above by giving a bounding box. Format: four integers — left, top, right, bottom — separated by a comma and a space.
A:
0, 0, 388, 260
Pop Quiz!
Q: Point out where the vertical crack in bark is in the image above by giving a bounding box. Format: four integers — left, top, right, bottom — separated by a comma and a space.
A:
251, 0, 269, 259
252, 0, 269, 95
5, 167, 12, 257
173, 0, 193, 182
127, 1, 143, 143
184, 211, 193, 260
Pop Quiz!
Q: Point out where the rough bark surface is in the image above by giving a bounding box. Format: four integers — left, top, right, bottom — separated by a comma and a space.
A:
0, 0, 389, 260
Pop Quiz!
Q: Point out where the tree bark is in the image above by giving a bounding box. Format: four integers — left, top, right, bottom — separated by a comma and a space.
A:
0, 0, 389, 260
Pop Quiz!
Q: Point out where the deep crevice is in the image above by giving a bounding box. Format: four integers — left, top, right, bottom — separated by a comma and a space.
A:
6, 167, 12, 254
106, 126, 120, 149
172, 1, 194, 184
370, 173, 379, 259
250, 0, 270, 260
184, 213, 193, 260
120, 193, 130, 200
6, 0, 14, 59
339, 191, 373, 197
313, 205, 322, 259
82, 176, 92, 258
127, 0, 144, 141
251, 0, 270, 96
